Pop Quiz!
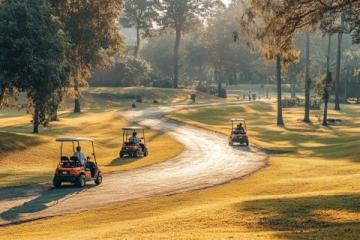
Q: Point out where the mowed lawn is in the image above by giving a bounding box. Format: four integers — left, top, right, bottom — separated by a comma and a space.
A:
0, 109, 183, 188
1, 101, 360, 240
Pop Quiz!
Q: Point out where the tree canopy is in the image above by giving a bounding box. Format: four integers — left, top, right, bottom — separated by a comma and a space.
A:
52, 0, 124, 112
0, 0, 70, 133
121, 0, 158, 57
156, 0, 223, 88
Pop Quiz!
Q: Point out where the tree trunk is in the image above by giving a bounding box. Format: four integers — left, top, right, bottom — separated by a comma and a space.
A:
33, 103, 40, 134
74, 80, 81, 113
266, 76, 270, 99
276, 55, 284, 126
323, 72, 332, 126
0, 88, 5, 109
134, 26, 141, 57
51, 104, 59, 121
173, 26, 181, 88
323, 91, 329, 126
358, 74, 360, 104
290, 78, 296, 99
217, 69, 222, 96
323, 34, 332, 126
334, 32, 342, 111
304, 32, 311, 122
326, 34, 331, 75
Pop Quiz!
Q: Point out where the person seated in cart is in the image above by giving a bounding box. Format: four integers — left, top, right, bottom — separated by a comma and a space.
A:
73, 146, 87, 166
129, 131, 146, 151
129, 131, 140, 144
235, 123, 245, 134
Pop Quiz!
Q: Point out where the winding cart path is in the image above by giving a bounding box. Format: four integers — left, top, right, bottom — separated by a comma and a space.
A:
0, 103, 267, 226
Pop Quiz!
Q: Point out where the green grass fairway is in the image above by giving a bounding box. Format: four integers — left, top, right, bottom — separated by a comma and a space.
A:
2, 101, 360, 239
0, 87, 192, 188
80, 87, 223, 109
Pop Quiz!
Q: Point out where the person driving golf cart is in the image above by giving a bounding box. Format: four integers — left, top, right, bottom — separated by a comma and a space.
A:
129, 131, 140, 144
120, 127, 148, 158
53, 137, 103, 188
74, 146, 86, 166
235, 123, 245, 134
229, 119, 249, 146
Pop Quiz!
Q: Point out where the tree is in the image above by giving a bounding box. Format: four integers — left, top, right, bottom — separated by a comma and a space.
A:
319, 10, 336, 125
304, 32, 311, 122
314, 72, 332, 126
121, 0, 158, 57
0, 0, 70, 133
252, 0, 360, 43
157, 0, 222, 88
240, 1, 300, 126
323, 34, 333, 126
141, 34, 176, 83
243, 0, 360, 125
343, 47, 360, 103
334, 27, 343, 110
52, 0, 123, 113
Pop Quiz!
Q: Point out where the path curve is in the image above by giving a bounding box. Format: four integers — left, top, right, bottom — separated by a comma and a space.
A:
0, 104, 267, 226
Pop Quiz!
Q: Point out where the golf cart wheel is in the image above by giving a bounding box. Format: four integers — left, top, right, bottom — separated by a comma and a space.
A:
95, 174, 102, 185
246, 140, 249, 146
53, 177, 62, 188
144, 149, 148, 157
120, 152, 124, 158
76, 174, 86, 188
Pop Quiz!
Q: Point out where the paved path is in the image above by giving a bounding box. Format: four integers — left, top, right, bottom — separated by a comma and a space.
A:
0, 103, 267, 226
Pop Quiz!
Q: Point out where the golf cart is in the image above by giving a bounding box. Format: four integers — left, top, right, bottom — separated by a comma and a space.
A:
229, 119, 249, 146
119, 127, 148, 158
53, 137, 102, 188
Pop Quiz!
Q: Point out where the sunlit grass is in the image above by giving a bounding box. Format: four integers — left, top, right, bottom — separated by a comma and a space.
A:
1, 101, 360, 240
0, 110, 183, 188
78, 87, 222, 109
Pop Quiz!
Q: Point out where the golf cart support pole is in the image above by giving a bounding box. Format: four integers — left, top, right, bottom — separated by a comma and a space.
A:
92, 141, 97, 165
60, 141, 63, 158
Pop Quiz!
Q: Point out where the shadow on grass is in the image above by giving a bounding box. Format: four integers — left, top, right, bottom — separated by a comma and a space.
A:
0, 184, 95, 223
255, 126, 360, 162
0, 132, 45, 153
238, 194, 360, 239
108, 157, 145, 167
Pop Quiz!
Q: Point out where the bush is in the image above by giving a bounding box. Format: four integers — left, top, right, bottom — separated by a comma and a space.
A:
282, 97, 322, 109
196, 84, 209, 93
90, 56, 152, 87
152, 79, 173, 88
218, 88, 227, 98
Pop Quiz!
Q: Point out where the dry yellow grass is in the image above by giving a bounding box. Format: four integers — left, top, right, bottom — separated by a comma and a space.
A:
1, 102, 360, 240
0, 110, 183, 188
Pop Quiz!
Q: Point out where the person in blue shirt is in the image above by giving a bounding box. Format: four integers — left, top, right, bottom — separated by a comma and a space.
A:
129, 131, 140, 144
74, 146, 86, 166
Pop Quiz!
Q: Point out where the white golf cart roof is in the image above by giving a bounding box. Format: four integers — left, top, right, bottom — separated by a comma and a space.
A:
231, 118, 245, 121
122, 126, 144, 131
56, 137, 95, 142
